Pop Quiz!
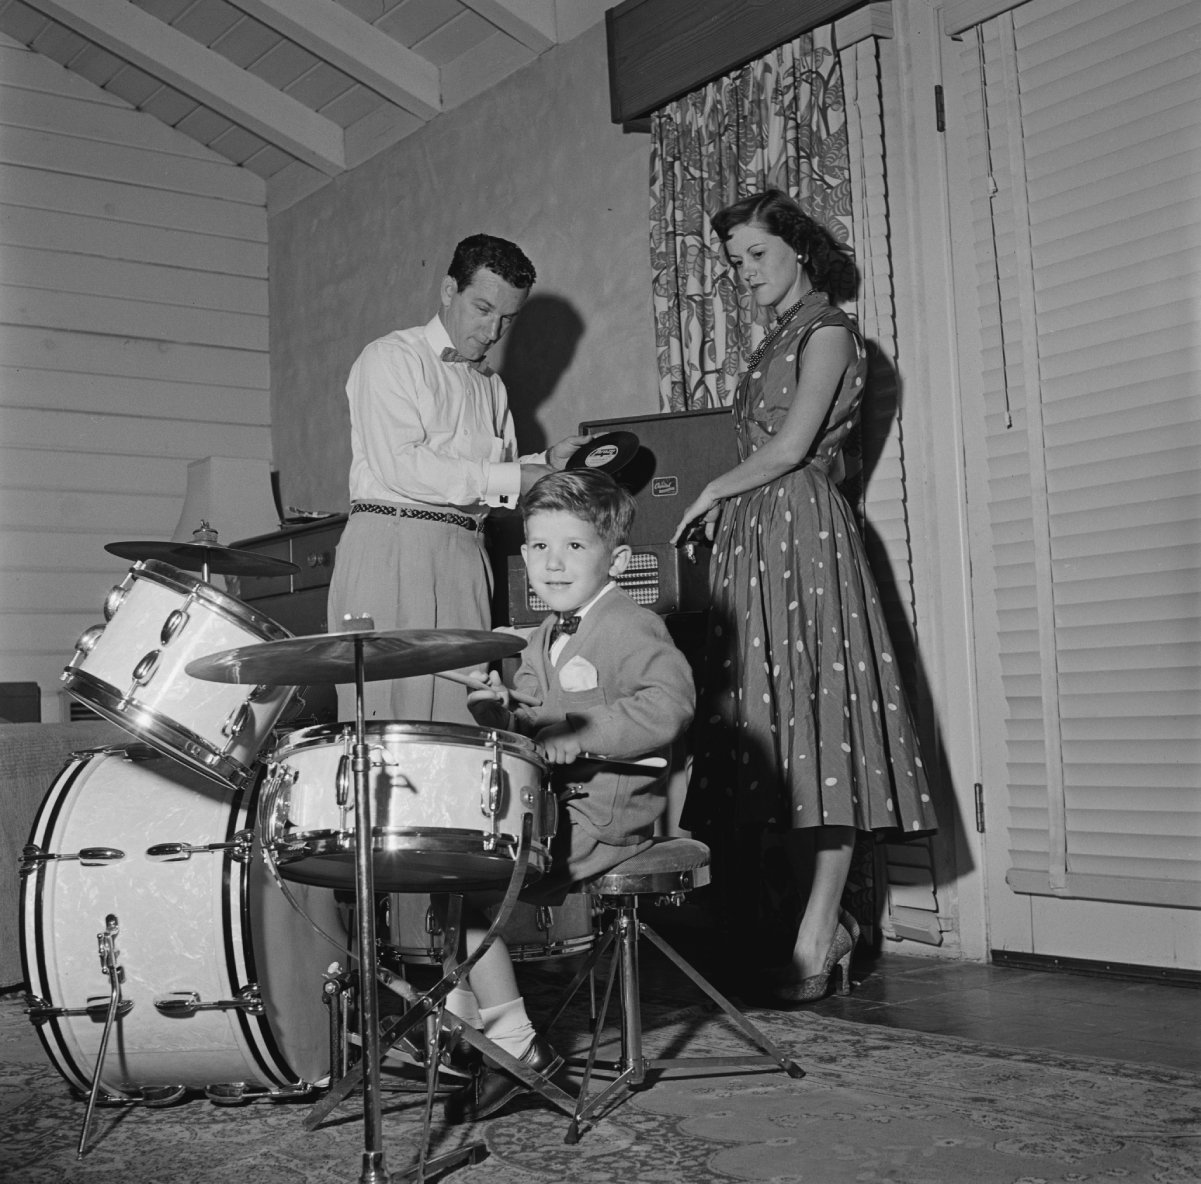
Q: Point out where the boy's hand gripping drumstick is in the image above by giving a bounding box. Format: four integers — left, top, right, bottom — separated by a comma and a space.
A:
434, 667, 542, 707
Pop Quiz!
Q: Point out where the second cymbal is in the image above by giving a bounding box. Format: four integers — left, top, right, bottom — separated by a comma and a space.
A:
106, 539, 299, 578
185, 628, 526, 686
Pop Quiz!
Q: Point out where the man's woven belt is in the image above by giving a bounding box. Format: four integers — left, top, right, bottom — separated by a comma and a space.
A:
350, 502, 481, 532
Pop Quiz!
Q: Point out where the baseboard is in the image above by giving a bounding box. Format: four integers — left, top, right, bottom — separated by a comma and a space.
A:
990, 948, 1201, 988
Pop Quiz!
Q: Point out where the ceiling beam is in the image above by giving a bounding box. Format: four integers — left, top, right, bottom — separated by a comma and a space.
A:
22, 0, 346, 175
226, 0, 441, 120
460, 0, 556, 53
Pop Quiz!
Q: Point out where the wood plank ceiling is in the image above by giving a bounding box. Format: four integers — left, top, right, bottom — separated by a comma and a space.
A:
0, 0, 570, 210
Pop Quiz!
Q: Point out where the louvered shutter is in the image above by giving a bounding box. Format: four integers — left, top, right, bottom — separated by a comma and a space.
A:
953, 0, 1201, 908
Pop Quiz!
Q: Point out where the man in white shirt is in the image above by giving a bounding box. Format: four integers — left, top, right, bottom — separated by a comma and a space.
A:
327, 234, 587, 724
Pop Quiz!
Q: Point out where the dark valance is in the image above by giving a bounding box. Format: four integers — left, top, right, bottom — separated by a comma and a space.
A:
605, 0, 863, 124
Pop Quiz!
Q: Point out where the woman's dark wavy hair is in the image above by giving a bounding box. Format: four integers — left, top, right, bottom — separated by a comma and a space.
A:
448, 233, 537, 292
711, 189, 855, 300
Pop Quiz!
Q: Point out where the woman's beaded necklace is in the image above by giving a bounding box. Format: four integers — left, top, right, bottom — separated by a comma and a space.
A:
746, 287, 825, 370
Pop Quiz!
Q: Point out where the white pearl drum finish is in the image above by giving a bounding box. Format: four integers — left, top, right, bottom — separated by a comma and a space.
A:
261, 721, 554, 893
21, 746, 343, 1101
61, 561, 296, 791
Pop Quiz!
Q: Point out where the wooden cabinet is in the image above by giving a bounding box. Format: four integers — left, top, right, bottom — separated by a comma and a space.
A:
229, 516, 346, 724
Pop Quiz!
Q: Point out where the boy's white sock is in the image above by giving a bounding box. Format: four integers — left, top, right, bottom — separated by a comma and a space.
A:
446, 984, 483, 1029
479, 997, 537, 1060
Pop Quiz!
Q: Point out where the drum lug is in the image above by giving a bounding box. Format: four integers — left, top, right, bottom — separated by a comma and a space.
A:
335, 752, 351, 808
153, 984, 264, 1017
262, 762, 298, 836
129, 649, 161, 690
20, 843, 126, 873
68, 624, 106, 666
25, 994, 135, 1023
145, 828, 254, 863
160, 607, 189, 645
221, 700, 251, 740
103, 581, 129, 621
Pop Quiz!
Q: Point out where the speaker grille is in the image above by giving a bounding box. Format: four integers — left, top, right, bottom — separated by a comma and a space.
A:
522, 551, 661, 614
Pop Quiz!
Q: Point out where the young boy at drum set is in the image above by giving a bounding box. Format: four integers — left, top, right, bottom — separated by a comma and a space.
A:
438, 468, 696, 1123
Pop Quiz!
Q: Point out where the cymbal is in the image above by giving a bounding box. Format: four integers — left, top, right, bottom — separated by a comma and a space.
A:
106, 539, 299, 577
185, 628, 526, 686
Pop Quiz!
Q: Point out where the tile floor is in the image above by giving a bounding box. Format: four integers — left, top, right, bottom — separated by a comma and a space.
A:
621, 906, 1201, 1074
807, 951, 1201, 1072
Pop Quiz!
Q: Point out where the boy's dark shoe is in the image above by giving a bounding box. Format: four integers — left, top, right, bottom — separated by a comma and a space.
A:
441, 1035, 563, 1123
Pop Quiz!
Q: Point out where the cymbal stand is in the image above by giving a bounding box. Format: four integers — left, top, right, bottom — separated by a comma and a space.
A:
193, 521, 215, 584
348, 633, 388, 1184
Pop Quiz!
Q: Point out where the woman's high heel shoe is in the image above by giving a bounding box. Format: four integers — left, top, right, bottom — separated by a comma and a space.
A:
839, 907, 862, 952
768, 922, 854, 1006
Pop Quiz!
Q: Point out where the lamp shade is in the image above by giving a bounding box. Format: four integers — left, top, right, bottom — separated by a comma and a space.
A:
173, 456, 279, 545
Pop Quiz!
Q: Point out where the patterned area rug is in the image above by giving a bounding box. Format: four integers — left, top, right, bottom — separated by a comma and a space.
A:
1, 976, 1198, 1184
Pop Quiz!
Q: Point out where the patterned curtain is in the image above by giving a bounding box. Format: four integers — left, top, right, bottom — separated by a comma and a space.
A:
649, 27, 852, 412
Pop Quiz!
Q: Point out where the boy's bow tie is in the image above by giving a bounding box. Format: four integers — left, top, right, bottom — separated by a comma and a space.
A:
550, 613, 580, 641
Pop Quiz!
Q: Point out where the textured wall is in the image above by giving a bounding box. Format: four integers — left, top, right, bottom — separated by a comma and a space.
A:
269, 22, 656, 512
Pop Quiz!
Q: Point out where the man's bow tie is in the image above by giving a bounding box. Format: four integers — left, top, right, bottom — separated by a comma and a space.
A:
550, 613, 581, 642
441, 345, 485, 370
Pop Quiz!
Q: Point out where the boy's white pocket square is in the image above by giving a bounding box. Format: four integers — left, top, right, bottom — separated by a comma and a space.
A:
558, 655, 599, 692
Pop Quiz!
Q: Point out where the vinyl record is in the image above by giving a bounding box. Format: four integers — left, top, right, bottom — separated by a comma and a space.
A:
565, 431, 639, 476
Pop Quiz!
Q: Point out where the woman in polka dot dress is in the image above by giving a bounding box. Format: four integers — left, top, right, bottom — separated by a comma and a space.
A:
670, 189, 938, 1005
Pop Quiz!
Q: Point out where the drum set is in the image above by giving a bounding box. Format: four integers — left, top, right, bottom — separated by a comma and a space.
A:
20, 525, 580, 1181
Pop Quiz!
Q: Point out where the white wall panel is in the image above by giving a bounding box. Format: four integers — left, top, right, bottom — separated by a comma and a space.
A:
0, 37, 269, 722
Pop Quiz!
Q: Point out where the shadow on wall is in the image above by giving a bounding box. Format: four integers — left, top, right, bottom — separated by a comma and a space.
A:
497, 293, 585, 454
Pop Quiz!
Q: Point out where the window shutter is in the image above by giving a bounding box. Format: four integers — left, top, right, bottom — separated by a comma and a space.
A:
955, 0, 1201, 908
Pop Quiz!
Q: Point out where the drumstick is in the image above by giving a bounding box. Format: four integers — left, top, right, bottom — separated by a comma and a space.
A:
577, 753, 668, 770
434, 668, 541, 706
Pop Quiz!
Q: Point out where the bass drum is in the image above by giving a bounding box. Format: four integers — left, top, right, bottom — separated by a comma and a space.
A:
20, 746, 346, 1102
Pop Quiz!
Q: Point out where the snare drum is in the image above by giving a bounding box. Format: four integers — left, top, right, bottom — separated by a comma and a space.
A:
387, 892, 595, 964
21, 746, 344, 1102
262, 721, 554, 892
61, 560, 295, 790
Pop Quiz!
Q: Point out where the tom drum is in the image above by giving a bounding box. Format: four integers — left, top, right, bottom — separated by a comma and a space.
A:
386, 891, 595, 964
61, 560, 295, 790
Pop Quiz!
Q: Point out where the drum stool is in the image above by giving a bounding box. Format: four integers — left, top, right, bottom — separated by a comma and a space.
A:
542, 837, 804, 1142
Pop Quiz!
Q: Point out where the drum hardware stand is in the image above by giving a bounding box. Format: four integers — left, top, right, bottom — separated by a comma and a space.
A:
541, 883, 803, 1143
182, 622, 531, 1181
305, 823, 531, 1130
324, 963, 354, 1084
348, 632, 388, 1184
76, 914, 124, 1159
306, 817, 577, 1182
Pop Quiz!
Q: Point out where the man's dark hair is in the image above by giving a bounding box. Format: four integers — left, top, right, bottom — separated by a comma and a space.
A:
522, 469, 636, 551
448, 234, 536, 292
